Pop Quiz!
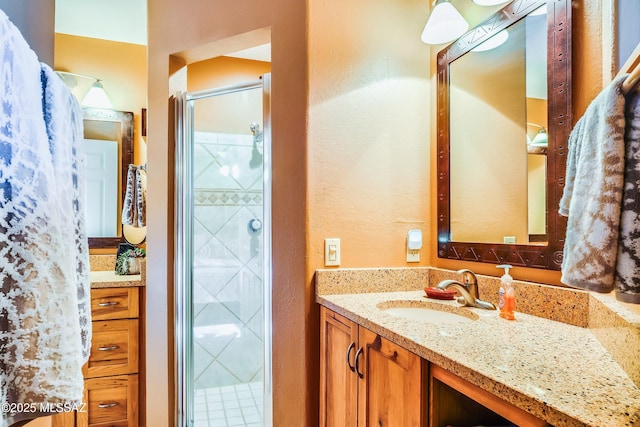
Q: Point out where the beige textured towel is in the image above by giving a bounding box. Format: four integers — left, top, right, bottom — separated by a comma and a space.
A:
615, 90, 640, 303
559, 75, 628, 292
121, 164, 146, 228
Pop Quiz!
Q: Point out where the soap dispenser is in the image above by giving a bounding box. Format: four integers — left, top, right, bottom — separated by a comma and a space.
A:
497, 264, 515, 320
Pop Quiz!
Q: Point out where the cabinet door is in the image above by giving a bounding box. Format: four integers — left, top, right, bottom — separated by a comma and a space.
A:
320, 307, 359, 427
357, 327, 424, 427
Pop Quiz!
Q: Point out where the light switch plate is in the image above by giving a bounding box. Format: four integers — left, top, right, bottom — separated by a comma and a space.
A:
324, 238, 340, 266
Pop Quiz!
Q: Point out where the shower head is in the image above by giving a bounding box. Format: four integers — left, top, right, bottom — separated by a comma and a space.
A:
250, 122, 263, 143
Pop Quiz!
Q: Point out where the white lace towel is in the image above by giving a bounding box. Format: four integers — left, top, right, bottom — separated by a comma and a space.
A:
121, 164, 146, 227
0, 10, 89, 427
41, 63, 92, 352
559, 75, 628, 293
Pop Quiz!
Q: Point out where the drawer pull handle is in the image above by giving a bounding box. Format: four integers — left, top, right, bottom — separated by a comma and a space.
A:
98, 345, 120, 351
98, 301, 119, 307
354, 347, 364, 379
97, 402, 119, 409
346, 342, 356, 372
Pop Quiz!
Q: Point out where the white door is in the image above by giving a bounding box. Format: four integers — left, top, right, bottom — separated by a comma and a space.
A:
84, 138, 118, 237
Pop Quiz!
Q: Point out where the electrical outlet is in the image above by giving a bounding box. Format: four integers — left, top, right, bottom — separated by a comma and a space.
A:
503, 236, 516, 244
406, 247, 420, 262
407, 229, 422, 262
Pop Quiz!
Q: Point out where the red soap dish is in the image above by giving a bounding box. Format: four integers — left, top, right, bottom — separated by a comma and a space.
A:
424, 287, 457, 300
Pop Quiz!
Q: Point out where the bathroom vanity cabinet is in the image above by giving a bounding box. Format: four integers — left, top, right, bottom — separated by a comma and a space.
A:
319, 306, 425, 427
53, 286, 143, 427
320, 306, 550, 427
429, 364, 549, 427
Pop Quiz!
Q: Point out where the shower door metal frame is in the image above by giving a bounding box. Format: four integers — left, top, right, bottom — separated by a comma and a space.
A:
174, 74, 272, 427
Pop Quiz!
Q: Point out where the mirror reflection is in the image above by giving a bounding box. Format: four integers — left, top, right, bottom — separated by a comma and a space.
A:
83, 108, 134, 249
437, 0, 572, 270
449, 6, 547, 245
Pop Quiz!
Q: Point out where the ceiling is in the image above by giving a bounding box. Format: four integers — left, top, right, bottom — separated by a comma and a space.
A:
55, 0, 148, 46
54, 0, 271, 61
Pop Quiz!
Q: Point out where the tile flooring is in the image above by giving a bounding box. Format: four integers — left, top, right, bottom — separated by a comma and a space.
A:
194, 382, 264, 426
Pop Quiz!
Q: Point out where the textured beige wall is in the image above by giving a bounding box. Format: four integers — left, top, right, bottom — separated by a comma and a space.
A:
147, 0, 307, 426
308, 0, 431, 267
149, 0, 430, 424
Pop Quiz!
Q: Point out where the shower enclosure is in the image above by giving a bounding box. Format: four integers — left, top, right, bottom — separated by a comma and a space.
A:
175, 74, 272, 427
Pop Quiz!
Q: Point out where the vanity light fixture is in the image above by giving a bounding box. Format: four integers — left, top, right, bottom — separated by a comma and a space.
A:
82, 79, 113, 109
531, 128, 548, 146
527, 123, 548, 147
421, 0, 469, 45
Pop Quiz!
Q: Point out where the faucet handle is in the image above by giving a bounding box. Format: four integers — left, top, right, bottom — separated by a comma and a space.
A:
456, 268, 477, 285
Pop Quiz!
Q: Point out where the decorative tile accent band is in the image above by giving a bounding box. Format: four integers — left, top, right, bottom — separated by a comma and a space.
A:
194, 189, 263, 207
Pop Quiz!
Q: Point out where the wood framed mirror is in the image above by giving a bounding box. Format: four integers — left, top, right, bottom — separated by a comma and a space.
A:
83, 107, 134, 249
436, 0, 572, 269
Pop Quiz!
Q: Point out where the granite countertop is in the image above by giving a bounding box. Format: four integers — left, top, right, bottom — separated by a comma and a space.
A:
90, 270, 144, 288
316, 270, 640, 427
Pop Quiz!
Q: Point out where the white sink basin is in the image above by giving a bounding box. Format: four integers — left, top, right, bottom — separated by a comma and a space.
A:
378, 303, 478, 324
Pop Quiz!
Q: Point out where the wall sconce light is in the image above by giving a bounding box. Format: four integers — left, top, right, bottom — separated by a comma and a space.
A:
55, 71, 114, 109
421, 0, 469, 45
82, 79, 113, 109
527, 123, 548, 147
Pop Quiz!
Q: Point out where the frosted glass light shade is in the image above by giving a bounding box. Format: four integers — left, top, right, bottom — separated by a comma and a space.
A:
421, 1, 469, 45
82, 80, 113, 109
531, 128, 548, 146
472, 0, 509, 5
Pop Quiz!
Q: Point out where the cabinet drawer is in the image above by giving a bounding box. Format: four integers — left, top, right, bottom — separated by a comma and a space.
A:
84, 319, 139, 378
79, 375, 138, 427
91, 287, 139, 321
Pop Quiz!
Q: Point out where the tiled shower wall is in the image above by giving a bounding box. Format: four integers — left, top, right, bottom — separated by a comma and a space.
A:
192, 131, 264, 390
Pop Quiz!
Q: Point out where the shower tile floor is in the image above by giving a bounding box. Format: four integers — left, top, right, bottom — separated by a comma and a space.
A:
194, 382, 264, 427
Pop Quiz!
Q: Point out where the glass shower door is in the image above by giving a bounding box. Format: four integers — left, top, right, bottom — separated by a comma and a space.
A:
176, 76, 272, 427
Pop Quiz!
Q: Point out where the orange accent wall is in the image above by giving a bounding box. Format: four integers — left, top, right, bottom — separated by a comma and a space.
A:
308, 0, 431, 269
54, 34, 147, 166
187, 56, 271, 92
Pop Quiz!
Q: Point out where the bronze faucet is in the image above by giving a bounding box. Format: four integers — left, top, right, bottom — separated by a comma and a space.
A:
437, 269, 496, 310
